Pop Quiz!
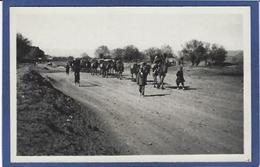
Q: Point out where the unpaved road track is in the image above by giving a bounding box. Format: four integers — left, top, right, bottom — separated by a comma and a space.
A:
44, 68, 243, 155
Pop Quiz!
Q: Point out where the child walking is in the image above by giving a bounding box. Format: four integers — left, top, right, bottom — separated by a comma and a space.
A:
176, 66, 185, 90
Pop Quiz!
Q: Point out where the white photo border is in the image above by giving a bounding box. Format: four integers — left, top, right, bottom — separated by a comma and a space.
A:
7, 5, 254, 165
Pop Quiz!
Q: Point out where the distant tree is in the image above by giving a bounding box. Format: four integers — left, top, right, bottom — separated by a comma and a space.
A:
181, 39, 207, 66
231, 51, 243, 65
80, 52, 91, 60
144, 47, 162, 63
139, 51, 146, 62
17, 33, 32, 62
209, 44, 227, 65
45, 54, 52, 59
52, 56, 68, 61
95, 45, 110, 59
203, 42, 211, 65
123, 45, 142, 62
67, 56, 74, 63
17, 33, 49, 63
111, 48, 125, 60
176, 51, 185, 65
27, 46, 46, 61
80, 53, 91, 68
161, 45, 174, 58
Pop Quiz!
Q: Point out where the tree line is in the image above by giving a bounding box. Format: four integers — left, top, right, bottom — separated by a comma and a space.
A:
84, 40, 227, 66
181, 39, 227, 66
17, 33, 48, 63
17, 33, 227, 66
89, 44, 174, 63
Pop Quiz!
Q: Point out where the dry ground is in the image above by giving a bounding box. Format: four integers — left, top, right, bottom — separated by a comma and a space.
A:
17, 64, 128, 155
41, 64, 243, 155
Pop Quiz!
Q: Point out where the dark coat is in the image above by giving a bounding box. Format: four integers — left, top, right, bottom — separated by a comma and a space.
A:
66, 64, 70, 73
137, 66, 147, 86
74, 59, 81, 73
176, 70, 185, 83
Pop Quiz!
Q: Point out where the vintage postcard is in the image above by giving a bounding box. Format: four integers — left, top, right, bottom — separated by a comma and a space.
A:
3, 0, 259, 167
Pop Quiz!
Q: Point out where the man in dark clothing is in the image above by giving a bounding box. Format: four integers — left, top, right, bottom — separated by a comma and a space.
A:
65, 62, 70, 75
137, 63, 148, 96
176, 66, 185, 90
74, 58, 81, 86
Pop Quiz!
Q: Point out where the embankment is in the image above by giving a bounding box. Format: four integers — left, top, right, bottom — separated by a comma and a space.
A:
17, 65, 125, 155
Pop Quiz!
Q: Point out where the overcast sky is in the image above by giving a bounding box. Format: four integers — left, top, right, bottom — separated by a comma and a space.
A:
12, 7, 246, 57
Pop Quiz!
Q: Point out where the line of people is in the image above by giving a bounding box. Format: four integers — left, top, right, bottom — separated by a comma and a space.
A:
136, 63, 185, 96
65, 58, 124, 86
65, 56, 185, 96
136, 54, 185, 96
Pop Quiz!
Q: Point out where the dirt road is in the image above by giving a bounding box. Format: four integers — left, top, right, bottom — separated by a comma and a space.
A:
43, 67, 243, 155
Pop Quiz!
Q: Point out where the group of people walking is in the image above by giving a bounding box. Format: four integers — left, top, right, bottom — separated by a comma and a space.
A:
65, 58, 124, 86
64, 56, 185, 96
136, 60, 185, 97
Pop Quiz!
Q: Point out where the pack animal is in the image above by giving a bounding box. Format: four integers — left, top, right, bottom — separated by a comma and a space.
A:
153, 58, 168, 89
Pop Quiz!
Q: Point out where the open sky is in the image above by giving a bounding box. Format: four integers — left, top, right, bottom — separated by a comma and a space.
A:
12, 7, 247, 57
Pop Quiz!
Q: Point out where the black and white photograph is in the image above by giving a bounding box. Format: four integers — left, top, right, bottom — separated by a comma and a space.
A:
9, 6, 251, 162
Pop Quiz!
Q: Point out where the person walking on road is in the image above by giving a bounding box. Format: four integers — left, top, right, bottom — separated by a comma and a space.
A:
137, 62, 148, 96
73, 58, 81, 86
66, 62, 70, 75
176, 66, 185, 90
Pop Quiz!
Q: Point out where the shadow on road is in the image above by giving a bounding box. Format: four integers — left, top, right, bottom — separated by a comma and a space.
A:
166, 86, 197, 90
144, 93, 170, 97
79, 84, 99, 87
